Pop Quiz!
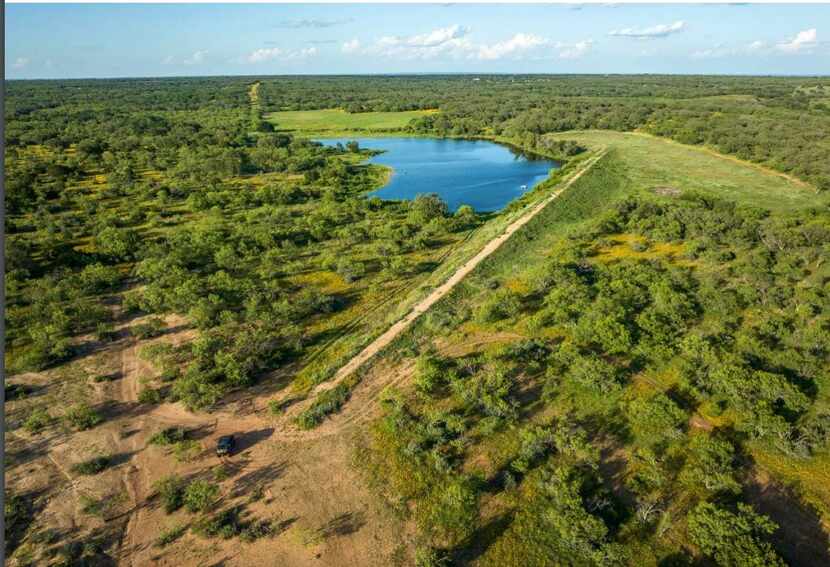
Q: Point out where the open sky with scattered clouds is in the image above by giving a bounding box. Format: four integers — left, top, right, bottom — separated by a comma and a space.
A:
5, 3, 828, 78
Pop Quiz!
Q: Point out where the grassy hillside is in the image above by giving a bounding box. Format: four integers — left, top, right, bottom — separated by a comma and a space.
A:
544, 130, 825, 212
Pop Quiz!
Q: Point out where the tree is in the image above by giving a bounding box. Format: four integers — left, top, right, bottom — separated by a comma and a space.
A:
94, 226, 140, 260
626, 393, 687, 448
687, 502, 784, 567
409, 193, 448, 225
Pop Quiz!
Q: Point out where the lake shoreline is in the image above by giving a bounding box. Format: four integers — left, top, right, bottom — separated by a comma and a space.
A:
315, 137, 559, 213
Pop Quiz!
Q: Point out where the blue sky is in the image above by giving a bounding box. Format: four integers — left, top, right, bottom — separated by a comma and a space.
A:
5, 4, 828, 78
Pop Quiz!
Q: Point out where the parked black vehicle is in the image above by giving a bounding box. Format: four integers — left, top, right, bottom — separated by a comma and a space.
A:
216, 434, 235, 457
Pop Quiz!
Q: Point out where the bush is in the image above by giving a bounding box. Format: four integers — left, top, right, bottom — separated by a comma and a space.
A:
414, 352, 448, 395
268, 399, 283, 416
95, 322, 118, 342
133, 317, 166, 339
65, 404, 103, 431
92, 372, 120, 383
71, 456, 111, 475
240, 519, 274, 543
296, 383, 351, 429
475, 289, 522, 323
154, 524, 186, 548
4, 491, 32, 557
173, 440, 202, 463
687, 502, 784, 566
154, 474, 185, 513
149, 427, 186, 446
23, 408, 51, 433
138, 387, 163, 404
184, 480, 219, 513
192, 507, 241, 539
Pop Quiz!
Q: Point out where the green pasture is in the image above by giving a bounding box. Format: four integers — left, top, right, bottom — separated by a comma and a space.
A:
545, 130, 826, 211
266, 108, 436, 134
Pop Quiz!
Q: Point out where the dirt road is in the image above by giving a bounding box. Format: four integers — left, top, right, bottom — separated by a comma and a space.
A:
313, 150, 605, 397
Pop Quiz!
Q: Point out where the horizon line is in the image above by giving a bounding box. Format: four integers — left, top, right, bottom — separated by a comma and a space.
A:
7, 71, 830, 81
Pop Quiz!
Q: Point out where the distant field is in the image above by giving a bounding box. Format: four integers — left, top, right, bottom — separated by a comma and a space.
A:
545, 130, 825, 212
266, 108, 436, 133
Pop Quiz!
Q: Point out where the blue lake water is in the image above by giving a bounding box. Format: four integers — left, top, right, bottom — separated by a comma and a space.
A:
316, 137, 559, 212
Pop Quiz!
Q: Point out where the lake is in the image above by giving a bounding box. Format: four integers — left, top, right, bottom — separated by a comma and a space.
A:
316, 137, 559, 212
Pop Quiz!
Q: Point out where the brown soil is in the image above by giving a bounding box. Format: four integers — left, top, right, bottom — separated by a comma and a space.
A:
5, 315, 413, 566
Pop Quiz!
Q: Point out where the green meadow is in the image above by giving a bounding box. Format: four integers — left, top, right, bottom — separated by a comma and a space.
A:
266, 108, 437, 135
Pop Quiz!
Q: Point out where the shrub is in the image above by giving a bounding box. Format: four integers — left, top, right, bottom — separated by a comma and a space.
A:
95, 322, 118, 342
154, 474, 185, 513
71, 456, 111, 475
240, 519, 274, 543
173, 440, 202, 463
154, 524, 186, 548
192, 507, 241, 539
475, 289, 522, 323
184, 480, 219, 513
133, 317, 166, 340
23, 408, 51, 433
149, 427, 186, 446
296, 383, 351, 429
268, 399, 283, 416
4, 491, 32, 556
414, 352, 448, 395
92, 372, 120, 383
65, 404, 103, 431
687, 502, 784, 566
79, 493, 124, 518
138, 387, 163, 404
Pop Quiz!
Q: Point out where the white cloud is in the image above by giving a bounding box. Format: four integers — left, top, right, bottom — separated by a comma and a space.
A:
404, 24, 470, 47
343, 25, 592, 62
12, 57, 29, 69
691, 31, 819, 59
609, 21, 685, 39
277, 18, 352, 29
349, 25, 569, 61
557, 40, 593, 60
183, 50, 208, 65
161, 55, 175, 65
342, 39, 361, 54
777, 28, 817, 53
244, 47, 317, 64
368, 25, 474, 59
477, 33, 548, 60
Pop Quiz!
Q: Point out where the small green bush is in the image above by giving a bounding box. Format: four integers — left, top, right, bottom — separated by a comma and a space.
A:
92, 372, 120, 383
173, 440, 202, 463
296, 383, 351, 429
138, 387, 163, 404
149, 427, 186, 446
95, 322, 118, 342
154, 524, 186, 548
133, 317, 166, 340
240, 519, 274, 543
154, 474, 185, 513
23, 408, 51, 433
192, 507, 240, 539
65, 404, 103, 431
184, 480, 219, 513
71, 456, 111, 475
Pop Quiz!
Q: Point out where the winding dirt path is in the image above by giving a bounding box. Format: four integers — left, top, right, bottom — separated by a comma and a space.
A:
311, 151, 605, 398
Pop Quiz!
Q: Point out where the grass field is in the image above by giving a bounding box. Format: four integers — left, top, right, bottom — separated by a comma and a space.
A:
545, 130, 825, 212
266, 108, 436, 134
